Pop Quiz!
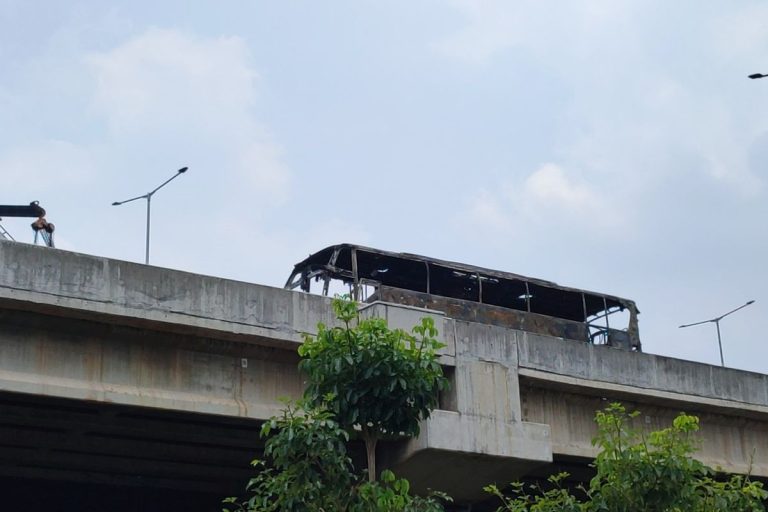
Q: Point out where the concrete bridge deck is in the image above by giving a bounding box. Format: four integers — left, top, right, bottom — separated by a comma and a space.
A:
1, 240, 766, 508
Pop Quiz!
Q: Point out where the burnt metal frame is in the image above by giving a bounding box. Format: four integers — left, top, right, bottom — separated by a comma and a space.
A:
285, 243, 640, 350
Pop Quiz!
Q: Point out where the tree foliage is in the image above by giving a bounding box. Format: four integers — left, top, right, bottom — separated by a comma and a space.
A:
223, 402, 449, 512
225, 298, 451, 511
298, 298, 449, 481
486, 403, 767, 512
355, 470, 448, 512
224, 402, 355, 512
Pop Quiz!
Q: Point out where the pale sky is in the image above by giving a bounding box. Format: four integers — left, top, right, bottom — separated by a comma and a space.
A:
2, 1, 767, 372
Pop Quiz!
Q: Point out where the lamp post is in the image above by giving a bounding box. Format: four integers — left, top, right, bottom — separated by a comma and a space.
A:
112, 167, 188, 265
679, 300, 755, 367
749, 73, 768, 79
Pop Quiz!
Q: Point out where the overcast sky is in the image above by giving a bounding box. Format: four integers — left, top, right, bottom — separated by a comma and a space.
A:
2, 1, 767, 372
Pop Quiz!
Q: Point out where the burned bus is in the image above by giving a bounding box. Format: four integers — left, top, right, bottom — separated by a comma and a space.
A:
285, 244, 640, 351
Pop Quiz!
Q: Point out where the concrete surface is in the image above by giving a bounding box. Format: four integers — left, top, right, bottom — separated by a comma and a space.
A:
1, 239, 768, 505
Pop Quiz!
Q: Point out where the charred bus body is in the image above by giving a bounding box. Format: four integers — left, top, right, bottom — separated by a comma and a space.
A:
285, 244, 640, 351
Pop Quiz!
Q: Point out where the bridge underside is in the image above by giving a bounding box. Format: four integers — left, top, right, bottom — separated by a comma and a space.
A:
0, 388, 589, 512
0, 390, 263, 511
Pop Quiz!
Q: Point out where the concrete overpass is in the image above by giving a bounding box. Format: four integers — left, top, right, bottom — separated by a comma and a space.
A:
0, 240, 766, 510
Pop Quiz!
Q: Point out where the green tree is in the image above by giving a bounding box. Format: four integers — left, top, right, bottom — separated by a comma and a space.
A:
225, 298, 451, 511
485, 403, 767, 512
224, 402, 356, 512
298, 298, 449, 482
223, 401, 448, 512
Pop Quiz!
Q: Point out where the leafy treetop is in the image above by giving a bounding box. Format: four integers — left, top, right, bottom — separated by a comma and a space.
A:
485, 403, 767, 512
298, 298, 449, 481
223, 401, 449, 512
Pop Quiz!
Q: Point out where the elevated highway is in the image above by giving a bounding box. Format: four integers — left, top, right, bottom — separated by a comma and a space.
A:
0, 240, 766, 509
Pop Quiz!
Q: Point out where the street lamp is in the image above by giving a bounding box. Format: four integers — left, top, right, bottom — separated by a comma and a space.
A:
678, 300, 755, 367
749, 73, 768, 79
112, 166, 188, 265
